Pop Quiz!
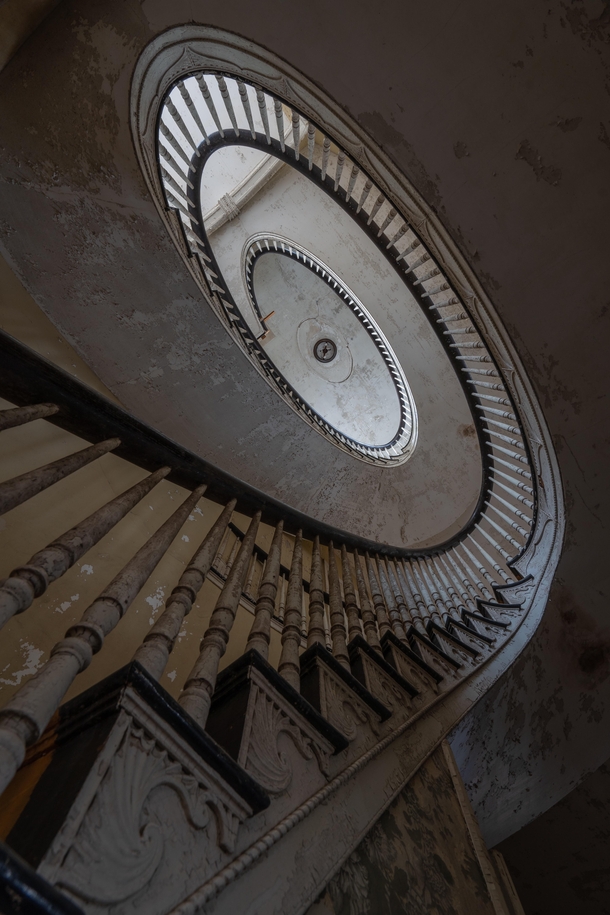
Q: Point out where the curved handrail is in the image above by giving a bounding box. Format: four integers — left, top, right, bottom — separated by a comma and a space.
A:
149, 70, 540, 564
0, 328, 525, 559
0, 31, 567, 914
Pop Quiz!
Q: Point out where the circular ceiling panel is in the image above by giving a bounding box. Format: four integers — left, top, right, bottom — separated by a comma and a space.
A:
244, 236, 416, 458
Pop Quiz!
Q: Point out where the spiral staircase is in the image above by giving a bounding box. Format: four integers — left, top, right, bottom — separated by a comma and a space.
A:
0, 22, 565, 915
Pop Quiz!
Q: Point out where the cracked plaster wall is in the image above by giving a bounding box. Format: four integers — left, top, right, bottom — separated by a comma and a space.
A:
0, 0, 608, 850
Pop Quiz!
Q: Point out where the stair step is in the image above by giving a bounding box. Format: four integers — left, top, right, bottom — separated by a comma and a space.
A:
2, 662, 269, 914
206, 649, 347, 804
448, 617, 495, 647
427, 621, 482, 663
408, 627, 462, 679
381, 630, 442, 698
348, 634, 418, 720
299, 643, 391, 754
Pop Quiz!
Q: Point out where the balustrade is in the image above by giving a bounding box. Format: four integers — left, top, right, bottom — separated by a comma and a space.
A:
0, 74, 544, 915
0, 32, 564, 915
0, 355, 544, 914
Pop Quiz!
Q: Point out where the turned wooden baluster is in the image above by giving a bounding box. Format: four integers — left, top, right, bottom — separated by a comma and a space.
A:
419, 558, 451, 626
244, 550, 259, 598
439, 554, 478, 613
334, 150, 346, 191
195, 73, 224, 136
225, 530, 241, 571
165, 95, 201, 160
178, 80, 210, 145
365, 552, 392, 638
0, 437, 121, 516
328, 542, 350, 670
468, 534, 513, 584
321, 135, 331, 179
307, 121, 316, 170
341, 544, 362, 643
412, 559, 442, 627
292, 110, 300, 159
357, 179, 373, 214
0, 484, 205, 795
255, 88, 271, 144
133, 498, 236, 679
213, 525, 232, 576
0, 466, 170, 631
386, 559, 413, 631
401, 561, 428, 633
377, 558, 408, 641
447, 550, 495, 601
278, 531, 303, 690
237, 80, 256, 139
274, 99, 285, 151
245, 520, 284, 660
458, 543, 498, 595
179, 512, 261, 728
345, 163, 359, 202
394, 561, 419, 629
425, 557, 462, 623
0, 403, 58, 432
353, 549, 382, 652
307, 535, 326, 648
216, 75, 239, 134
276, 572, 287, 622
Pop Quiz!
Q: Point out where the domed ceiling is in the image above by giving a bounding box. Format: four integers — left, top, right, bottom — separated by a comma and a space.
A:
167, 158, 482, 543
200, 138, 481, 483
145, 79, 485, 547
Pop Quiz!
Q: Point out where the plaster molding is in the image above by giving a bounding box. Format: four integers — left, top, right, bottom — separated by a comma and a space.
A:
38, 688, 255, 912
354, 651, 414, 721
238, 671, 335, 795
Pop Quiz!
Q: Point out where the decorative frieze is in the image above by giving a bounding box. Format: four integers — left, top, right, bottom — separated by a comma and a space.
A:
5, 663, 267, 915
300, 643, 390, 757
205, 651, 345, 806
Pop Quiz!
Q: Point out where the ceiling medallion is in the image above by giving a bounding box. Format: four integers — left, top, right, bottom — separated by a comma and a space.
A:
313, 338, 337, 363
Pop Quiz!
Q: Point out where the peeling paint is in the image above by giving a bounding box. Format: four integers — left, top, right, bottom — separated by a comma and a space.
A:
0, 641, 44, 686
145, 586, 165, 625
515, 140, 562, 186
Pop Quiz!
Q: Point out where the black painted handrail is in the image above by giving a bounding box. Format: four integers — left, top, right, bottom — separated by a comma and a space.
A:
0, 328, 487, 558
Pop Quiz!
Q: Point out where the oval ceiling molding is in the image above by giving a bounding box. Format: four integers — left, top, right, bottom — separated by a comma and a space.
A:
130, 26, 563, 568
242, 234, 417, 462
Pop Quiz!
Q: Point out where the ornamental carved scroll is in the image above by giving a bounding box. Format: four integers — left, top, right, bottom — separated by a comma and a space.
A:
54, 723, 239, 907
241, 684, 333, 795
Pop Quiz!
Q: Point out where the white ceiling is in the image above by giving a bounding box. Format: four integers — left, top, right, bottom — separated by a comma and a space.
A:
206, 155, 482, 543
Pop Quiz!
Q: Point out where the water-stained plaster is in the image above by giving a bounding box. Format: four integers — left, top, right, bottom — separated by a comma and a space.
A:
308, 745, 498, 915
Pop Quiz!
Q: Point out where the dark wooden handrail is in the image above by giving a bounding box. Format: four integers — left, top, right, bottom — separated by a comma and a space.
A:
0, 328, 482, 557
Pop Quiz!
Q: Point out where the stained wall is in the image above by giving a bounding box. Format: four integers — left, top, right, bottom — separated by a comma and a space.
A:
496, 751, 610, 915
306, 744, 514, 915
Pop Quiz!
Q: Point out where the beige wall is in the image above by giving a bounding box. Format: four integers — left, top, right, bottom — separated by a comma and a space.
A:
0, 252, 284, 706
